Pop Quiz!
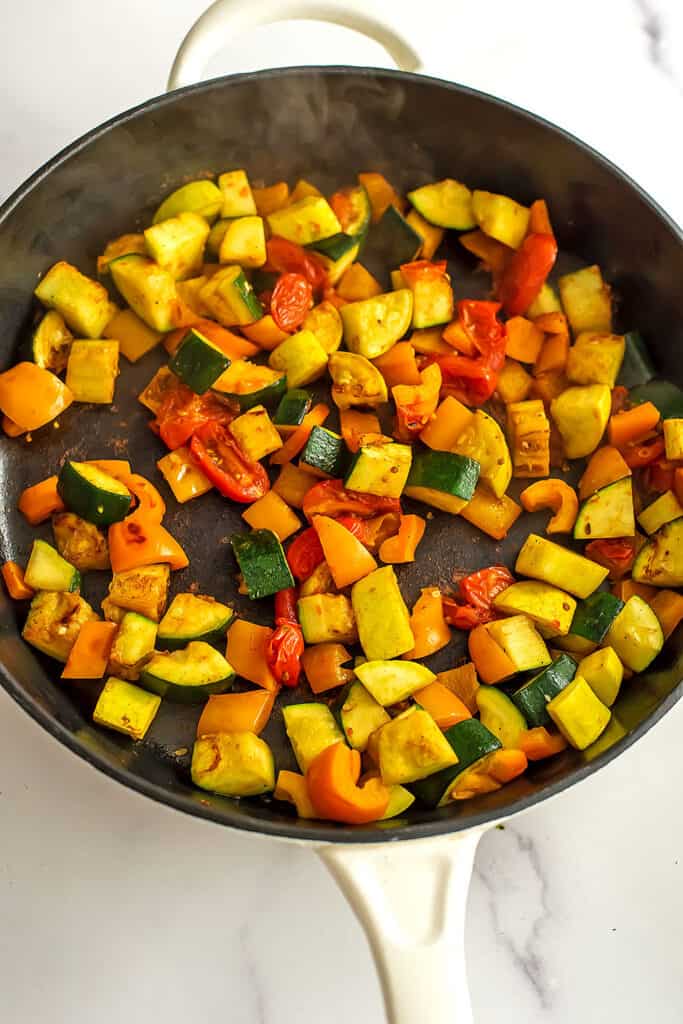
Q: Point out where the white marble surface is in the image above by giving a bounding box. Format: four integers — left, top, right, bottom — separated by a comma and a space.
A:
1, 2, 683, 1022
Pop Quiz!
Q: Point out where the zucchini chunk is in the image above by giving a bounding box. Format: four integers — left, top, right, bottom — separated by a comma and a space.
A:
299, 426, 349, 478
471, 191, 529, 249
511, 653, 577, 727
340, 289, 413, 359
351, 566, 414, 660
570, 592, 624, 644
153, 179, 223, 224
231, 529, 294, 600
218, 170, 257, 217
328, 351, 388, 408
98, 233, 148, 274
629, 380, 683, 420
663, 419, 683, 460
578, 647, 624, 707
360, 205, 422, 284
283, 703, 345, 773
105, 564, 170, 622
574, 476, 634, 540
65, 340, 119, 404
141, 641, 235, 703
493, 580, 576, 637
378, 707, 459, 786
314, 241, 361, 286
213, 362, 287, 411
355, 659, 435, 706
486, 615, 551, 673
157, 593, 234, 649
558, 265, 612, 334
515, 534, 608, 598
334, 680, 390, 751
22, 591, 98, 662
24, 539, 80, 593
407, 178, 476, 230
566, 332, 625, 387
454, 409, 511, 498
617, 330, 656, 389
169, 327, 230, 395
319, 183, 371, 241
34, 261, 114, 338
52, 512, 110, 572
605, 595, 663, 672
476, 686, 527, 748
307, 231, 358, 263
108, 612, 157, 681
103, 308, 163, 363
218, 215, 266, 268
110, 254, 182, 332
192, 732, 275, 796
632, 516, 683, 587
144, 211, 209, 280
267, 196, 341, 246
268, 329, 328, 388
273, 389, 312, 430
547, 676, 610, 750
58, 461, 131, 527
229, 405, 283, 461
410, 718, 501, 807
199, 265, 263, 327
297, 594, 357, 644
405, 451, 480, 513
404, 267, 454, 329
27, 311, 73, 372
93, 677, 161, 740
303, 301, 343, 354
344, 442, 412, 498
637, 490, 683, 535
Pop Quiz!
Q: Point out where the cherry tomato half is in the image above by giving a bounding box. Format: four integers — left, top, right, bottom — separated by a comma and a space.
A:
266, 237, 327, 293
584, 538, 635, 580
156, 383, 234, 451
443, 565, 515, 630
286, 527, 325, 581
302, 479, 401, 522
270, 272, 313, 332
189, 421, 269, 503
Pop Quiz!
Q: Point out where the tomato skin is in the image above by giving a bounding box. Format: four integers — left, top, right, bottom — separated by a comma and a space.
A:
266, 237, 327, 292
274, 587, 298, 623
286, 527, 325, 581
619, 436, 665, 468
585, 538, 635, 579
443, 565, 515, 629
497, 233, 557, 315
329, 190, 355, 231
435, 301, 506, 406
189, 422, 270, 502
646, 458, 677, 493
156, 383, 234, 450
303, 479, 401, 522
270, 272, 313, 332
399, 259, 448, 285
267, 586, 304, 687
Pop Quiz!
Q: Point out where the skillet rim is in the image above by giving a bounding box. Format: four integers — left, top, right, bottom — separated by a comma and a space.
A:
1, 64, 681, 844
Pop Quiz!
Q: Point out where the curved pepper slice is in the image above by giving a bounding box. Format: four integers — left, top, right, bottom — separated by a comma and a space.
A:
306, 741, 390, 825
519, 479, 578, 534
108, 473, 187, 573
0, 362, 73, 430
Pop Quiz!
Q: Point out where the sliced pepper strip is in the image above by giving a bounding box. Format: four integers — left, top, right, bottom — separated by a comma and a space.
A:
270, 403, 330, 466
519, 479, 579, 534
1, 561, 34, 600
392, 363, 442, 438
306, 741, 390, 825
18, 475, 65, 525
303, 479, 401, 521
378, 514, 426, 563
108, 473, 187, 573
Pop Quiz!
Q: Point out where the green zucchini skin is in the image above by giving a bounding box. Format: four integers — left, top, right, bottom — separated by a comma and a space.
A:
410, 719, 501, 808
308, 232, 359, 262
57, 461, 132, 527
24, 539, 81, 594
157, 593, 235, 650
306, 184, 371, 260
617, 331, 656, 389
140, 641, 235, 703
570, 593, 624, 643
406, 451, 480, 502
333, 680, 390, 751
573, 476, 634, 540
231, 529, 295, 600
169, 327, 231, 395
299, 426, 349, 477
273, 389, 312, 428
511, 653, 577, 727
629, 380, 683, 420
361, 205, 422, 285
214, 367, 287, 411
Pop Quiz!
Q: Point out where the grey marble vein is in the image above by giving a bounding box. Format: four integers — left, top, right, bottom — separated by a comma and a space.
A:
475, 827, 555, 1010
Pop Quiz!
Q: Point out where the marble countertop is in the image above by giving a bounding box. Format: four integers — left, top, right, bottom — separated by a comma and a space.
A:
1, 2, 682, 1022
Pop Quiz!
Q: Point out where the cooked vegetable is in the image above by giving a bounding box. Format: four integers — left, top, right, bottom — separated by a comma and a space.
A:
35, 260, 114, 337
632, 517, 683, 587
335, 680, 390, 749
407, 179, 475, 230
574, 476, 635, 540
637, 490, 683, 535
52, 512, 110, 572
578, 647, 624, 707
157, 593, 233, 650
340, 290, 413, 359
476, 686, 527, 748
22, 590, 97, 662
360, 205, 421, 284
105, 563, 170, 622
378, 707, 460, 786
570, 592, 624, 643
231, 529, 294, 600
663, 418, 683, 460
519, 479, 578, 534
273, 389, 312, 431
153, 179, 223, 224
65, 340, 119, 404
400, 260, 454, 329
307, 741, 390, 825
511, 653, 577, 727
493, 581, 576, 636
93, 677, 161, 741
268, 329, 328, 389
168, 327, 230, 395
192, 732, 275, 797
460, 487, 522, 540
404, 451, 480, 513
507, 399, 550, 478
550, 384, 611, 459
351, 566, 414, 660
605, 595, 664, 672
516, 534, 609, 598
452, 408, 511, 497
547, 676, 610, 750
110, 254, 182, 332
486, 614, 551, 672
558, 265, 612, 334
62, 620, 117, 680
108, 611, 157, 681
144, 211, 209, 280
413, 681, 470, 730
197, 690, 275, 738
268, 195, 341, 245
355, 659, 434, 706
141, 641, 234, 702
200, 265, 263, 326
378, 513, 425, 563
344, 442, 411, 498
0, 362, 73, 431
242, 490, 301, 541
24, 539, 80, 593
301, 642, 353, 695
410, 718, 501, 807
225, 618, 277, 689
299, 426, 348, 478
57, 461, 131, 528
1, 561, 34, 601
313, 516, 377, 588
404, 587, 451, 658
283, 703, 345, 773
566, 332, 625, 387
579, 447, 631, 501
27, 310, 73, 372
156, 446, 213, 503
298, 593, 357, 645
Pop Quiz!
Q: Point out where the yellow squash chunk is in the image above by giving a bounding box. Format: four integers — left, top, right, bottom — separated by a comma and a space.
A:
191, 732, 275, 796
566, 332, 625, 387
103, 308, 162, 363
269, 330, 328, 388
506, 399, 550, 479
303, 300, 343, 354
35, 261, 115, 338
157, 446, 212, 503
515, 534, 608, 598
471, 190, 530, 248
558, 266, 612, 334
229, 405, 283, 461
550, 384, 611, 459
218, 215, 267, 268
378, 707, 458, 785
547, 675, 610, 750
453, 409, 512, 497
486, 615, 551, 672
218, 170, 257, 217
242, 491, 301, 541
328, 351, 388, 408
267, 195, 341, 246
153, 179, 223, 224
340, 290, 414, 359
351, 566, 414, 660
144, 211, 210, 280
66, 340, 119, 403
637, 490, 683, 535
493, 581, 576, 636
93, 677, 161, 740
663, 418, 683, 460
578, 647, 624, 707
605, 595, 663, 672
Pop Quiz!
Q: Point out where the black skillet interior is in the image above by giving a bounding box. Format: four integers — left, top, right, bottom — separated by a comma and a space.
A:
0, 68, 681, 843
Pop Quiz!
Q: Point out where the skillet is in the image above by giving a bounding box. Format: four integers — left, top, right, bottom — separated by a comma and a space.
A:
1, 3, 682, 1020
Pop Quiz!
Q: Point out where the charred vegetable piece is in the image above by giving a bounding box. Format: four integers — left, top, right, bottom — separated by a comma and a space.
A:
52, 512, 110, 571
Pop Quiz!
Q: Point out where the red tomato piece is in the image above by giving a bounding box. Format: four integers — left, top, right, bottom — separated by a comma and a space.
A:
270, 272, 313, 332
266, 237, 327, 292
286, 527, 325, 581
189, 422, 269, 502
267, 587, 304, 687
584, 538, 635, 580
302, 479, 401, 521
156, 383, 234, 450
443, 565, 515, 630
620, 436, 666, 468
497, 233, 558, 316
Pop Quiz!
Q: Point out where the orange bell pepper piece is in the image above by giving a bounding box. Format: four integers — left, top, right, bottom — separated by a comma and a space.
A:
675, 467, 683, 508
0, 362, 72, 431
373, 342, 421, 388
312, 515, 377, 588
460, 488, 522, 541
336, 263, 383, 302
18, 476, 65, 525
528, 199, 554, 238
358, 172, 402, 223
378, 513, 426, 563
459, 230, 511, 274
650, 590, 683, 641
412, 681, 471, 729
450, 749, 528, 800
225, 619, 278, 691
578, 446, 631, 500
420, 395, 473, 450
611, 579, 657, 603
61, 621, 118, 680
270, 403, 330, 466
436, 662, 480, 714
301, 643, 354, 694
108, 473, 186, 573
2, 415, 26, 437
196, 689, 276, 737
339, 409, 381, 453
468, 625, 516, 684
1, 561, 34, 600
253, 181, 290, 217
306, 741, 390, 824
403, 587, 451, 659
518, 727, 567, 760
274, 770, 318, 818
608, 401, 660, 447
241, 315, 289, 351
505, 316, 545, 363
534, 330, 569, 376
519, 479, 579, 534
441, 318, 478, 356
392, 363, 442, 438
530, 371, 568, 405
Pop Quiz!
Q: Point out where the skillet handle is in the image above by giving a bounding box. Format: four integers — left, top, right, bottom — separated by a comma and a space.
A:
319, 829, 484, 1024
167, 0, 422, 91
